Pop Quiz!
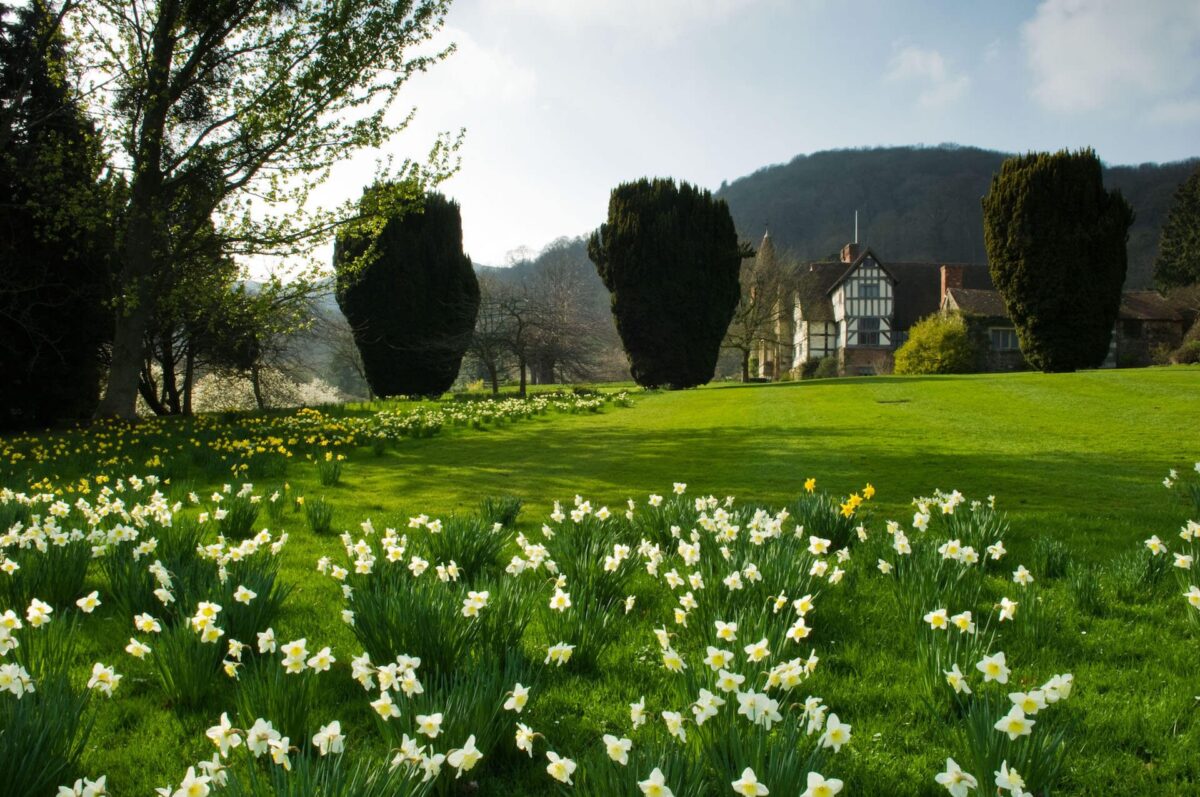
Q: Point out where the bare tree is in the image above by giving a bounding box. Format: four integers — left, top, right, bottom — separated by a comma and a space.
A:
466, 274, 511, 395
724, 237, 791, 381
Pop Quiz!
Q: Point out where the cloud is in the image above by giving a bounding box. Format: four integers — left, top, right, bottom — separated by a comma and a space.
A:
1149, 100, 1200, 125
885, 46, 970, 108
481, 0, 771, 41
1022, 0, 1200, 114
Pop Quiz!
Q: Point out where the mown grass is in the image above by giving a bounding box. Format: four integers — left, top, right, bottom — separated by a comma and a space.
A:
3, 367, 1200, 795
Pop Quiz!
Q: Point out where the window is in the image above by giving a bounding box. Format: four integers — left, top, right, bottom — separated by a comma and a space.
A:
857, 317, 880, 346
989, 328, 1019, 351
860, 282, 880, 298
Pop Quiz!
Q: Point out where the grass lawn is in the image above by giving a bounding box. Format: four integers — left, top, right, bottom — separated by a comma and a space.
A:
3, 368, 1199, 796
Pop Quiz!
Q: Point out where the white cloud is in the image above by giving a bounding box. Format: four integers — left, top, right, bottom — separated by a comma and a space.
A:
1023, 0, 1200, 114
885, 46, 970, 108
405, 26, 537, 111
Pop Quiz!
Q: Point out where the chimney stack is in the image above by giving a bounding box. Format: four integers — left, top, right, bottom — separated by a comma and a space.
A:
840, 242, 863, 264
940, 265, 965, 304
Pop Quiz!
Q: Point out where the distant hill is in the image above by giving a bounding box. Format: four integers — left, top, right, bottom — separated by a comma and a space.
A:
714, 145, 1198, 288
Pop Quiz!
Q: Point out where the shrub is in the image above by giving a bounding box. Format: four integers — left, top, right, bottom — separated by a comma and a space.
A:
813, 356, 839, 379
894, 313, 983, 375
1170, 340, 1200, 364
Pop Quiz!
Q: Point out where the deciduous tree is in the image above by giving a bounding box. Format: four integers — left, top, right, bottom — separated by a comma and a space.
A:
57, 0, 461, 418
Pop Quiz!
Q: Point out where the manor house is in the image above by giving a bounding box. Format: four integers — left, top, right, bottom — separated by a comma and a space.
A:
751, 231, 1188, 378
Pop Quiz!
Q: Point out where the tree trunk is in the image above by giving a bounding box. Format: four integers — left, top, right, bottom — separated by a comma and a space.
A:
138, 365, 167, 416
251, 365, 266, 410
518, 358, 527, 397
182, 345, 195, 415
486, 363, 499, 396
94, 0, 180, 420
161, 337, 181, 414
742, 350, 751, 382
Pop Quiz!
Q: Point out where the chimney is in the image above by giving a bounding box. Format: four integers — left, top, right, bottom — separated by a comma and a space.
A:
940, 265, 965, 304
840, 242, 863, 264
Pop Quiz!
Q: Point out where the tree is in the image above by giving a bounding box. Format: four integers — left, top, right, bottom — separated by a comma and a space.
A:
522, 239, 607, 384
982, 149, 1134, 372
588, 178, 742, 389
723, 233, 797, 382
0, 1, 115, 429
893, 312, 984, 374
1154, 164, 1200, 290
334, 190, 479, 398
50, 0, 460, 419
466, 273, 511, 395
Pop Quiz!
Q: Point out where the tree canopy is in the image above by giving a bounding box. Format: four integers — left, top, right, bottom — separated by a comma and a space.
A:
982, 149, 1134, 372
0, 1, 115, 428
1154, 164, 1200, 291
41, 0, 462, 418
335, 190, 478, 398
589, 178, 742, 389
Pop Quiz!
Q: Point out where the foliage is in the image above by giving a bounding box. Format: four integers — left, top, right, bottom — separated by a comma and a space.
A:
894, 312, 985, 374
589, 178, 742, 389
336, 191, 480, 398
982, 149, 1135, 372
1171, 340, 1200, 365
64, 0, 462, 419
812, 356, 838, 379
0, 1, 115, 429
1154, 164, 1200, 290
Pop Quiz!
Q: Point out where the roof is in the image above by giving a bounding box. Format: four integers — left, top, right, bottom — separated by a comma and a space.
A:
945, 287, 1009, 319
792, 262, 844, 322
791, 256, 992, 329
1119, 291, 1186, 322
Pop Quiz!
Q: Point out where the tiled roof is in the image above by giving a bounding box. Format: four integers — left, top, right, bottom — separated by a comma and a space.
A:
945, 287, 1009, 319
1119, 290, 1186, 321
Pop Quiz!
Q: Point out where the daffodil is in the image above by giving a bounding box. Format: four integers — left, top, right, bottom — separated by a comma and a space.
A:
447, 734, 482, 777
416, 712, 443, 738
639, 767, 674, 797
312, 720, 344, 755
819, 713, 851, 752
934, 757, 978, 797
504, 682, 530, 713
75, 591, 101, 614
799, 771, 843, 797
993, 706, 1035, 740
732, 767, 769, 795
976, 651, 1010, 684
546, 751, 577, 784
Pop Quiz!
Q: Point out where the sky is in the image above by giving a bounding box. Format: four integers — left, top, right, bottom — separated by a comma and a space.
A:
306, 0, 1200, 269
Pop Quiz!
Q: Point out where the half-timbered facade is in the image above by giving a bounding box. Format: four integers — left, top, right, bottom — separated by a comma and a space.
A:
763, 237, 994, 377
750, 232, 1190, 377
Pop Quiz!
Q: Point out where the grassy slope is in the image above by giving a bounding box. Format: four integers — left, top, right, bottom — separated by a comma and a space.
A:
58, 368, 1200, 793
351, 369, 1197, 561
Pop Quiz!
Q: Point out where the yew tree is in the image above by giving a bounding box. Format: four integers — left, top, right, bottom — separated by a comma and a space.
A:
982, 149, 1133, 372
588, 178, 742, 389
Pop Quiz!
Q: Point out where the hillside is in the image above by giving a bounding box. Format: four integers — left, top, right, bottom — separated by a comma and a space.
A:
714, 145, 1198, 287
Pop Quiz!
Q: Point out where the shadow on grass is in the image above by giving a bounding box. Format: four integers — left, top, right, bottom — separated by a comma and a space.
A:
343, 423, 1181, 561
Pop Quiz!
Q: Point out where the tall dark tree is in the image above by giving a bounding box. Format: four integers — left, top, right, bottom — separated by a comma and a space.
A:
1154, 164, 1200, 291
588, 178, 742, 389
982, 149, 1134, 372
0, 1, 114, 429
334, 190, 479, 398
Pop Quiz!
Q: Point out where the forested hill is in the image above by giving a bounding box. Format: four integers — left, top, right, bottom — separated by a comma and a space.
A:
714, 145, 1198, 288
